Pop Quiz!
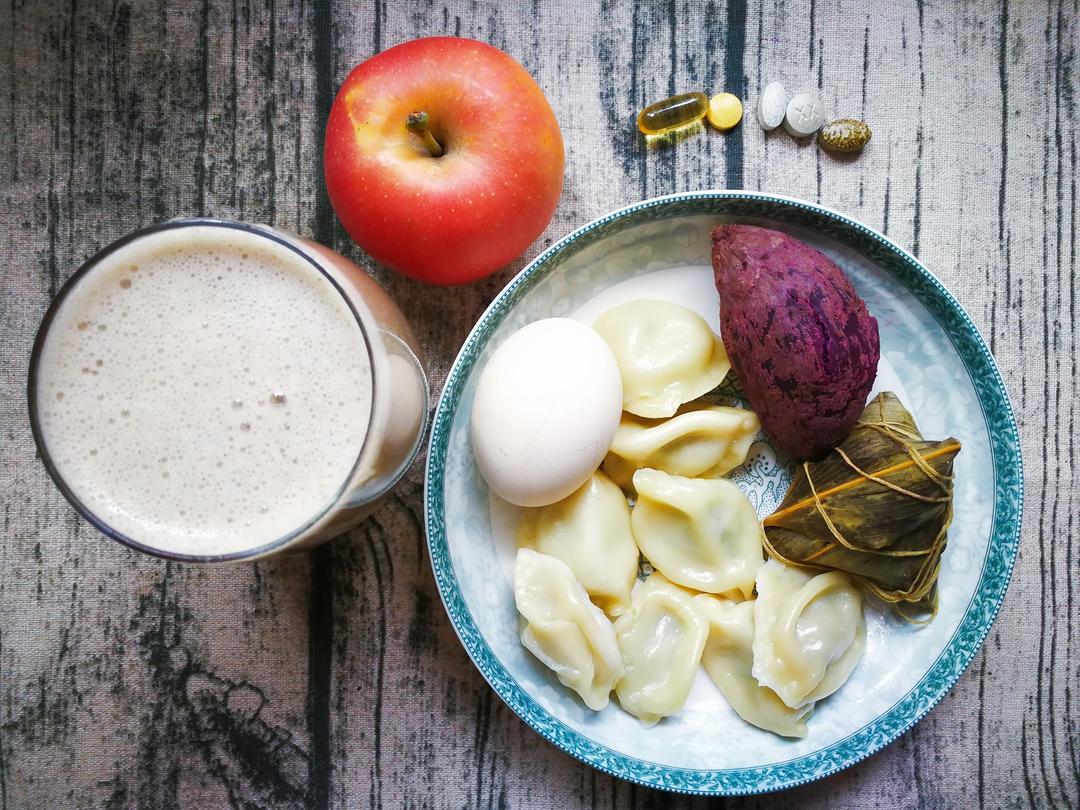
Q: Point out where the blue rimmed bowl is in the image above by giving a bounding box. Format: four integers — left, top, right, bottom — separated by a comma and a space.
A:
423, 191, 1022, 795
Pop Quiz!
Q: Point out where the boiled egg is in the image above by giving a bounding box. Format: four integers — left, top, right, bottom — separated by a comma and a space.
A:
470, 318, 623, 507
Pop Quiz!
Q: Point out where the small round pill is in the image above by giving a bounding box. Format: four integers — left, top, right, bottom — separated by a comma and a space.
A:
783, 93, 825, 138
707, 92, 743, 130
818, 118, 872, 152
757, 81, 788, 131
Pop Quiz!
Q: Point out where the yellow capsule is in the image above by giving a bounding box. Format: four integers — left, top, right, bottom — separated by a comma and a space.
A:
707, 93, 743, 131
637, 92, 709, 136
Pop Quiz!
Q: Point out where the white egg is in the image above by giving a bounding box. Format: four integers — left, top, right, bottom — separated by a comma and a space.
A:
470, 318, 623, 507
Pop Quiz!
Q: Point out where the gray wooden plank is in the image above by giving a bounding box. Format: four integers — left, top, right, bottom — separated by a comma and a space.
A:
1, 1, 319, 807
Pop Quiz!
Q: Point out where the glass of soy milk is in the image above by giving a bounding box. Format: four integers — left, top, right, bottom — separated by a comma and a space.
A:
28, 219, 428, 561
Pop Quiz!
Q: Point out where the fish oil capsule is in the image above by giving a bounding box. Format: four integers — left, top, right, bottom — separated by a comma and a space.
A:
637, 92, 709, 136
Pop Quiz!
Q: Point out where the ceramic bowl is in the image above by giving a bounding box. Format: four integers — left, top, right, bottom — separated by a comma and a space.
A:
424, 191, 1022, 795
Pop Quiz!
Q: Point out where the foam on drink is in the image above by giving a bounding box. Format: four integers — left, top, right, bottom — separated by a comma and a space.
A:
34, 226, 373, 556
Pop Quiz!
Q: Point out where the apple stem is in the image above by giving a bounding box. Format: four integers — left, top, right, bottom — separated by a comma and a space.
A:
405, 111, 444, 157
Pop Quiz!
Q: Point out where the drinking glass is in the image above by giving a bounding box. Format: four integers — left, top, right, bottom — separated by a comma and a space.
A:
27, 218, 429, 561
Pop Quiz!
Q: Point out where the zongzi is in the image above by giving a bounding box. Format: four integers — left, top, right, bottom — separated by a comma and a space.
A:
761, 392, 960, 619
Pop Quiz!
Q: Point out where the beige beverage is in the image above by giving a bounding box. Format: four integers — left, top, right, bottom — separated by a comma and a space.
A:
30, 220, 427, 560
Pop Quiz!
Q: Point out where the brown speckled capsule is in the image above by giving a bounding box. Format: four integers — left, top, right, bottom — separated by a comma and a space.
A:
818, 118, 872, 152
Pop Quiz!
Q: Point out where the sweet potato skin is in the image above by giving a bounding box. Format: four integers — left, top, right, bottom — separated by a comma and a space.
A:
711, 224, 879, 460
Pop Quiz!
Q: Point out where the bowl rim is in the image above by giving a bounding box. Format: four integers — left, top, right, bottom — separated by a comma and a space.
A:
423, 190, 1024, 795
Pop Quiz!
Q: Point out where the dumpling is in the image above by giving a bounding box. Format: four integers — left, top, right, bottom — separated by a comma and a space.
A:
517, 471, 639, 617
603, 405, 760, 490
693, 594, 812, 738
752, 559, 866, 709
514, 549, 624, 711
613, 573, 708, 725
630, 469, 763, 598
592, 299, 730, 418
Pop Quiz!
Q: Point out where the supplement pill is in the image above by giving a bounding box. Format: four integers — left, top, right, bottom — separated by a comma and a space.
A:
818, 118, 872, 152
783, 93, 825, 138
707, 93, 744, 130
757, 81, 788, 131
637, 92, 709, 136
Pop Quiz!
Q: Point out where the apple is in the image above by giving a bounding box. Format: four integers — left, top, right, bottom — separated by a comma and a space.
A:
324, 37, 565, 285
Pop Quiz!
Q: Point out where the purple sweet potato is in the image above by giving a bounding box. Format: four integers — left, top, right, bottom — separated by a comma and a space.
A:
711, 224, 879, 460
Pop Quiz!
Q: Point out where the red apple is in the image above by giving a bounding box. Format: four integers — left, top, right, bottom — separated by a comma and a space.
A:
324, 37, 565, 285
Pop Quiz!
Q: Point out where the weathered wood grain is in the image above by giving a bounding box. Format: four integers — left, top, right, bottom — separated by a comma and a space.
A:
0, 1, 1075, 808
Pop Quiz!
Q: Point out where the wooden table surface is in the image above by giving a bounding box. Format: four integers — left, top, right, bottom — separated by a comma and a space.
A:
1, 1, 1076, 808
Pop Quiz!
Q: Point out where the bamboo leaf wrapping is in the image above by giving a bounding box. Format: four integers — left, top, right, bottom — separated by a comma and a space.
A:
762, 392, 961, 618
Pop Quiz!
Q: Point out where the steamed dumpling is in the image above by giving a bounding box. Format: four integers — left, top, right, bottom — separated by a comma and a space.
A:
613, 573, 708, 725
694, 594, 812, 738
630, 469, 763, 598
514, 549, 624, 710
518, 471, 639, 617
752, 559, 866, 709
592, 300, 730, 418
603, 405, 761, 490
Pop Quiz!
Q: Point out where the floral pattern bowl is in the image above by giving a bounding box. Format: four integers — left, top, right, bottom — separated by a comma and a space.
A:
423, 192, 1023, 795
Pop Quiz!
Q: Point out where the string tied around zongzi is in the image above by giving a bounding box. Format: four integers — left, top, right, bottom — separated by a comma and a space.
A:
761, 392, 961, 622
